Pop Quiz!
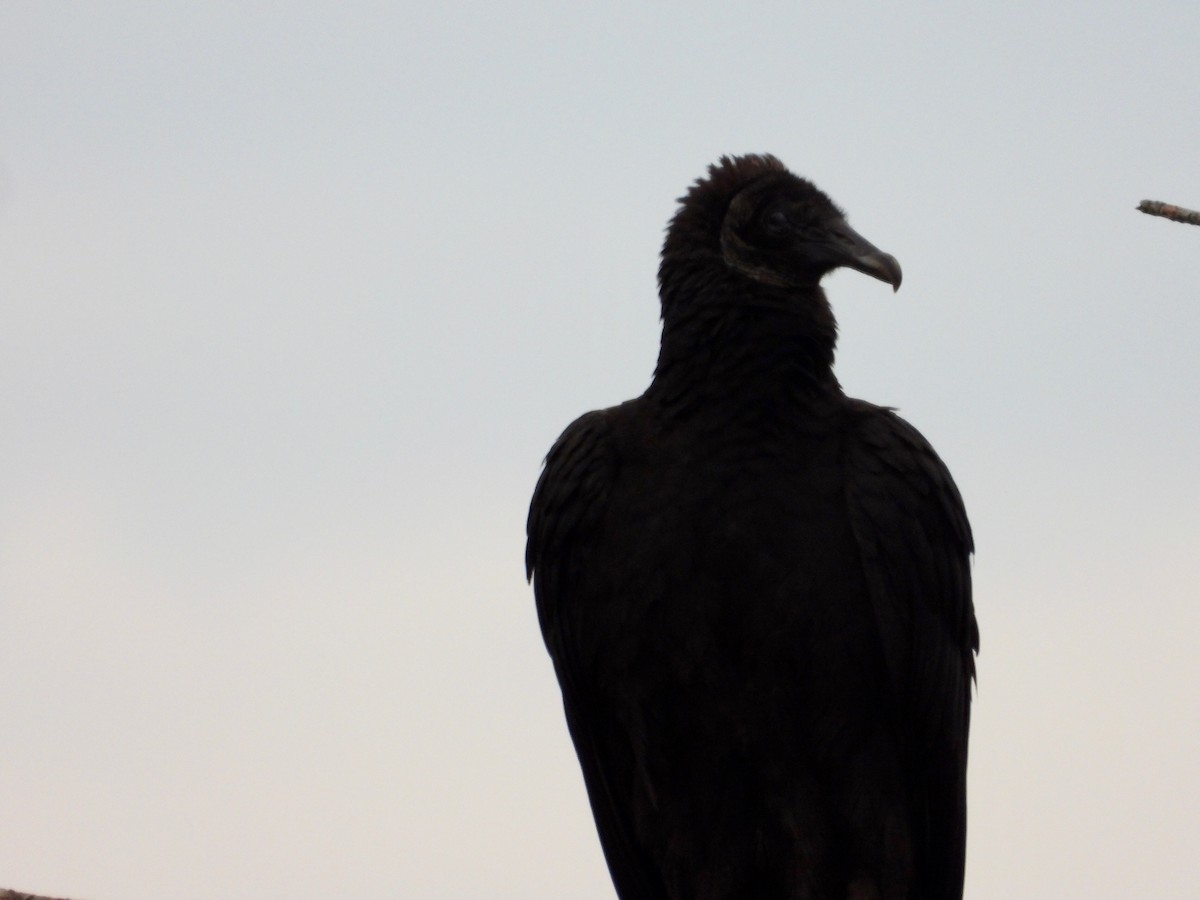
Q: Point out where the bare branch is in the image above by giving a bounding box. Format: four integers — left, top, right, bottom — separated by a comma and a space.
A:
1137, 200, 1200, 227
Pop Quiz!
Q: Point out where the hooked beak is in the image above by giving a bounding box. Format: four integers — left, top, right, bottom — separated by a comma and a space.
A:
822, 217, 902, 292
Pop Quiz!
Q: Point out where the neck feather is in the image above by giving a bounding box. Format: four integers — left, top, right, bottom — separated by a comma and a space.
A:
649, 261, 841, 419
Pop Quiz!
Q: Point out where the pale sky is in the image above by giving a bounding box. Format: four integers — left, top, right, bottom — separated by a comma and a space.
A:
1, 3, 1198, 898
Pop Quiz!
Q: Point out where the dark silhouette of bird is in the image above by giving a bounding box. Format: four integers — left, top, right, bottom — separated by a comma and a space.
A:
526, 154, 977, 900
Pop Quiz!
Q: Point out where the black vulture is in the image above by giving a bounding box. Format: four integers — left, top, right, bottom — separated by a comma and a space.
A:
526, 154, 977, 900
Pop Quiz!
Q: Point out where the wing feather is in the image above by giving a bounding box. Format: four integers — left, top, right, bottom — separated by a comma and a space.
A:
844, 404, 978, 900
527, 410, 666, 900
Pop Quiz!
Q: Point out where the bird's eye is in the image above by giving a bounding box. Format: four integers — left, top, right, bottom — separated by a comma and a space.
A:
763, 210, 789, 235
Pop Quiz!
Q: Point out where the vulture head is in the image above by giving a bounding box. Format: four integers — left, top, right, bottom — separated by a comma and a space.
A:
660, 154, 902, 300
